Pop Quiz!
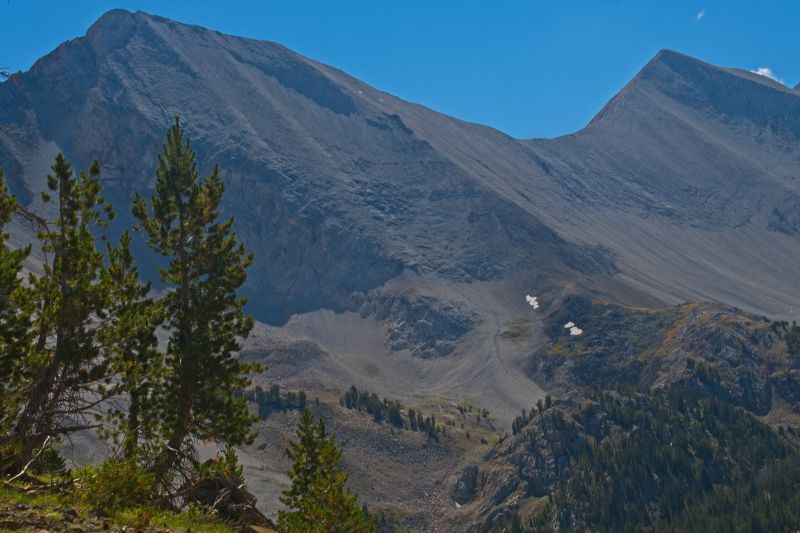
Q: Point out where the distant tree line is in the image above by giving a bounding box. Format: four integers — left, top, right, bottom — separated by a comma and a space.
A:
512, 395, 552, 435
340, 385, 438, 440
238, 384, 307, 418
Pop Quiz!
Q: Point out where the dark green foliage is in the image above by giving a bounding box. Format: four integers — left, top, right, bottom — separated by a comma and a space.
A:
693, 360, 721, 384
241, 385, 307, 418
278, 410, 377, 532
527, 386, 791, 531
7, 155, 116, 470
511, 407, 537, 435
0, 124, 384, 525
662, 456, 800, 532
100, 231, 163, 458
340, 385, 404, 428
407, 408, 417, 430
340, 386, 437, 438
787, 321, 800, 360
2, 125, 264, 506
410, 411, 438, 439
76, 458, 156, 513
0, 169, 32, 439
29, 447, 68, 477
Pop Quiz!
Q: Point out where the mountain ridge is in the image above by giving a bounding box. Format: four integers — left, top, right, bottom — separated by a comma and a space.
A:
2, 10, 800, 422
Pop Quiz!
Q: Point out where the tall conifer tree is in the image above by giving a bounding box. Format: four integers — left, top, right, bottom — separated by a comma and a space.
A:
132, 118, 258, 481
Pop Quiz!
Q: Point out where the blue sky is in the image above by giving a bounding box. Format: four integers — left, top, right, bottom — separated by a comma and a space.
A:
2, 1, 798, 138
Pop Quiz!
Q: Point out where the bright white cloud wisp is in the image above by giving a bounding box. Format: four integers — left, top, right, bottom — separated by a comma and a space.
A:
751, 67, 784, 84
695, 9, 706, 21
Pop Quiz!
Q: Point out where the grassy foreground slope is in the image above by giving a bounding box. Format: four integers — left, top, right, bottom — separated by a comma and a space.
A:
0, 484, 240, 533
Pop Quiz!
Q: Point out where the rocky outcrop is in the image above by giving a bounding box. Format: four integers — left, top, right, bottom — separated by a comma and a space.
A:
185, 460, 275, 530
768, 194, 800, 236
530, 297, 793, 415
450, 464, 479, 504
360, 293, 478, 358
453, 406, 583, 532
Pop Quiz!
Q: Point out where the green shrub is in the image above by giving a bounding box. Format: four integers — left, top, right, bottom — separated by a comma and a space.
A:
199, 445, 244, 482
76, 458, 155, 512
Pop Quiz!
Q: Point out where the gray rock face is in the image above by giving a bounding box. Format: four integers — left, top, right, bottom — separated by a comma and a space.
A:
450, 464, 479, 504
2, 12, 800, 328
360, 293, 478, 358
768, 194, 800, 235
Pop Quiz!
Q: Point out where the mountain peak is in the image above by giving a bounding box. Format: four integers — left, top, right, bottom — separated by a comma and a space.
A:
648, 48, 698, 65
637, 48, 719, 84
4, 12, 800, 330
86, 8, 136, 35
83, 9, 144, 58
589, 48, 800, 130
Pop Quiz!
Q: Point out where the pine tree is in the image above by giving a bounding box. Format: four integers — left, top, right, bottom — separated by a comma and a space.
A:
8, 155, 115, 469
278, 410, 377, 533
0, 169, 33, 446
132, 117, 259, 482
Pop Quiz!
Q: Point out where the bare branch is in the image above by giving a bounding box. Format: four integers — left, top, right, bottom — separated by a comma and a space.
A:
7, 436, 51, 483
